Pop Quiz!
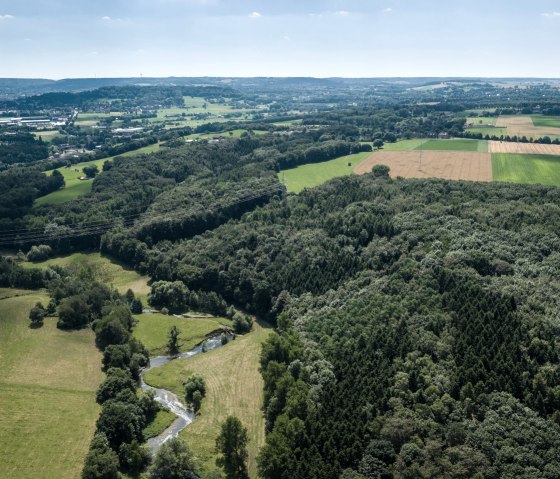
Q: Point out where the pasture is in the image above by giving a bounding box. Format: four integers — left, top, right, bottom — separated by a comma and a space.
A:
492, 153, 560, 185
531, 115, 560, 129
0, 291, 102, 479
355, 150, 493, 182
23, 252, 150, 300
279, 151, 371, 193
143, 321, 272, 478
35, 142, 162, 205
416, 138, 487, 152
466, 126, 508, 137
133, 313, 233, 355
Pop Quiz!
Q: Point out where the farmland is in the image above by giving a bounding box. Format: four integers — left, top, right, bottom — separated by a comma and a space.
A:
0, 290, 102, 479
492, 153, 560, 185
279, 151, 370, 193
531, 115, 560, 129
143, 321, 272, 478
416, 138, 487, 152
488, 141, 560, 155
355, 150, 492, 182
496, 115, 560, 140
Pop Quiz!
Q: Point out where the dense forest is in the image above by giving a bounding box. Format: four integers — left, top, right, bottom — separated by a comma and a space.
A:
3, 80, 560, 478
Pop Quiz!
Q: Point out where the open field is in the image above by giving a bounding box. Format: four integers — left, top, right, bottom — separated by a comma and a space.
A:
467, 117, 497, 126
489, 141, 560, 156
0, 291, 102, 479
36, 142, 162, 205
531, 115, 560, 129
133, 313, 233, 355
465, 126, 508, 137
144, 321, 272, 478
279, 151, 370, 193
184, 129, 267, 141
492, 153, 560, 185
496, 115, 560, 139
34, 130, 62, 142
383, 139, 427, 151
416, 138, 487, 152
23, 252, 150, 300
355, 150, 492, 182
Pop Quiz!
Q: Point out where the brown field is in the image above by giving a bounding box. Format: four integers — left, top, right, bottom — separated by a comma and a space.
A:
496, 116, 560, 138
489, 141, 560, 155
355, 150, 492, 182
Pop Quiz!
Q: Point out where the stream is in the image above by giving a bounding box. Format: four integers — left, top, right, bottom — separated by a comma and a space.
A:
140, 335, 226, 453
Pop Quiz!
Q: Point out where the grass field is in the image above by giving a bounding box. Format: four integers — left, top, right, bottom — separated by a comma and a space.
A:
144, 321, 272, 478
492, 153, 560, 185
383, 139, 428, 151
531, 115, 560, 129
0, 291, 102, 479
466, 126, 508, 137
279, 151, 370, 193
466, 117, 497, 126
23, 252, 150, 301
416, 138, 487, 152
184, 129, 267, 141
35, 142, 163, 205
133, 314, 233, 355
143, 409, 177, 439
34, 130, 62, 142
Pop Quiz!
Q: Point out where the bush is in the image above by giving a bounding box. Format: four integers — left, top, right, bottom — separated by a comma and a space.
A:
83, 165, 99, 178
82, 433, 120, 479
232, 312, 253, 334
26, 244, 52, 262
150, 437, 197, 479
184, 373, 206, 404
131, 298, 143, 314
29, 302, 46, 326
57, 294, 90, 329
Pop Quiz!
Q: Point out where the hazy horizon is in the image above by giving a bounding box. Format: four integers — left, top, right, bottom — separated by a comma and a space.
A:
1, 0, 560, 78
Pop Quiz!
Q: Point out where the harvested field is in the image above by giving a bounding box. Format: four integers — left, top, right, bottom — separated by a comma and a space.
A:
496, 116, 560, 139
489, 141, 560, 156
355, 150, 492, 182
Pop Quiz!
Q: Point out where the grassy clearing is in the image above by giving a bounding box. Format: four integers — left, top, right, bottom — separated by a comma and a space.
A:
133, 314, 233, 355
492, 153, 560, 185
0, 292, 102, 479
184, 129, 267, 141
143, 409, 177, 439
33, 130, 61, 142
35, 143, 162, 205
22, 252, 150, 301
531, 115, 560, 129
416, 139, 487, 152
279, 151, 370, 193
144, 321, 272, 478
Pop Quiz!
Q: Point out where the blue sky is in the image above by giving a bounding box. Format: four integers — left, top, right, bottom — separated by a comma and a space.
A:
1, 0, 560, 78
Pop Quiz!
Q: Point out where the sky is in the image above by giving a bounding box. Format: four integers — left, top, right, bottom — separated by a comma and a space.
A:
1, 0, 560, 79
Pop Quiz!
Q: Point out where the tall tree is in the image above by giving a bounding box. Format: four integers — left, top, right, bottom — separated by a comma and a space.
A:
167, 325, 180, 356
216, 416, 250, 479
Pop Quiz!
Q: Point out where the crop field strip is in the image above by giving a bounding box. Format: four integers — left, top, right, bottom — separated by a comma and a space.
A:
496, 115, 560, 139
355, 150, 493, 182
492, 153, 560, 185
489, 141, 560, 155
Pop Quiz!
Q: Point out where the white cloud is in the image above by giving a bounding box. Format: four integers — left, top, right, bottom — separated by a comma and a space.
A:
383, 8, 393, 13
0, 14, 14, 21
249, 11, 261, 19
102, 16, 112, 21
542, 12, 560, 17
334, 10, 349, 16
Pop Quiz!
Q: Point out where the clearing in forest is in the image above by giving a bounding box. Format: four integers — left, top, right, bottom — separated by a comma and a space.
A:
489, 141, 560, 156
0, 290, 102, 479
492, 153, 560, 185
143, 320, 272, 478
355, 150, 492, 182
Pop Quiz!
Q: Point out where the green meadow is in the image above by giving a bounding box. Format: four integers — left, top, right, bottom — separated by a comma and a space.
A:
416, 138, 487, 152
492, 153, 560, 185
0, 290, 102, 479
279, 151, 370, 193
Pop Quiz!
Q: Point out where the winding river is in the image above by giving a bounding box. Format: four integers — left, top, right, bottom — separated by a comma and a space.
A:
140, 336, 226, 453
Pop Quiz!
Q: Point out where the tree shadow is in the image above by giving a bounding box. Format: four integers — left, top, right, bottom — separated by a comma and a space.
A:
28, 321, 44, 329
